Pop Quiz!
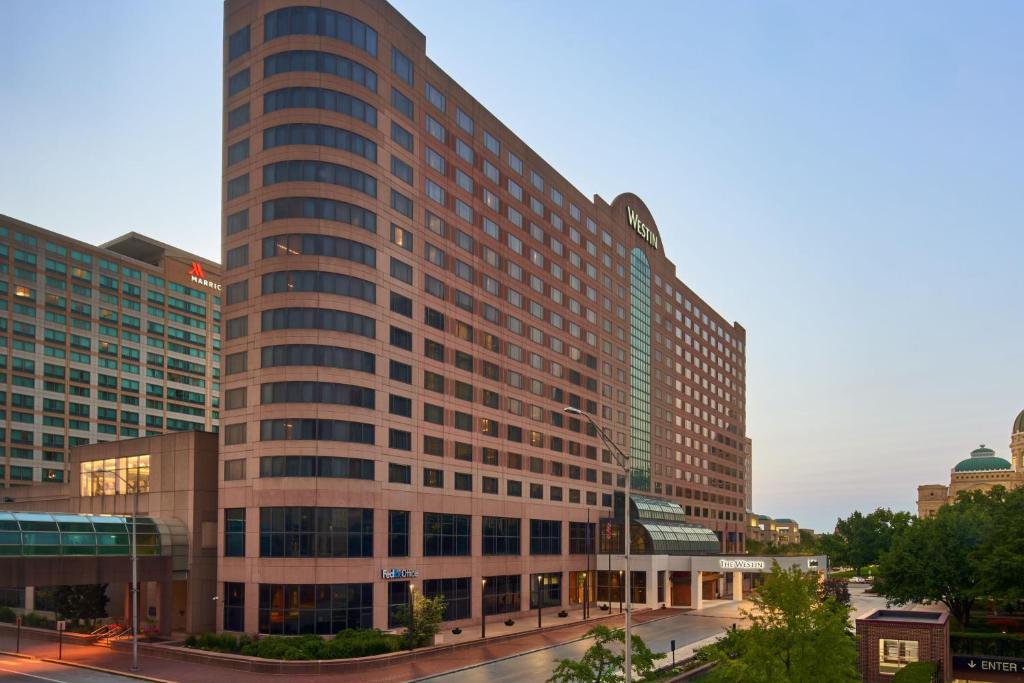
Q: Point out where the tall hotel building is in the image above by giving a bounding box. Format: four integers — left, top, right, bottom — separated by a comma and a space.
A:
0, 215, 221, 488
220, 0, 750, 633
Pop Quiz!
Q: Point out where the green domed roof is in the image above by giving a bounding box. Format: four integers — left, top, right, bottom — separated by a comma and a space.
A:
954, 444, 1011, 472
1014, 409, 1024, 435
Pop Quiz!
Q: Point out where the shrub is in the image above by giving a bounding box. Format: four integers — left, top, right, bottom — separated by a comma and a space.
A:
186, 630, 403, 660
892, 661, 937, 682
0, 607, 16, 623
22, 612, 50, 628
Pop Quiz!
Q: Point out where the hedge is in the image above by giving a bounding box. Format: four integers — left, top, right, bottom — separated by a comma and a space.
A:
184, 629, 404, 660
951, 631, 1024, 658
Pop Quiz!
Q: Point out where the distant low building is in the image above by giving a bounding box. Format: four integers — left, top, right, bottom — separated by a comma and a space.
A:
747, 512, 803, 546
916, 410, 1024, 518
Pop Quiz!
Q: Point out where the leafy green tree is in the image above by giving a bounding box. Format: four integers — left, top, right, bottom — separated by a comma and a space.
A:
392, 592, 446, 648
819, 577, 851, 606
698, 565, 858, 682
53, 584, 109, 626
875, 488, 1007, 628
547, 625, 665, 683
829, 508, 912, 575
973, 486, 1024, 603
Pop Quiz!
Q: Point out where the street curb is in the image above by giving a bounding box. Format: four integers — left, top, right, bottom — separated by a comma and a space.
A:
39, 657, 176, 683
408, 611, 683, 682
0, 650, 35, 659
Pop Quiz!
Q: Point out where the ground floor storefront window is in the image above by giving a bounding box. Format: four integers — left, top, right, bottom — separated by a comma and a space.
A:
387, 581, 410, 628
483, 575, 520, 615
223, 582, 245, 631
258, 583, 372, 634
568, 571, 596, 605
423, 577, 471, 621
596, 570, 646, 603
529, 572, 562, 608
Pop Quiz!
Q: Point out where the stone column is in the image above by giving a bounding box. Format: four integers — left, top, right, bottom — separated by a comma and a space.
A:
732, 571, 743, 601
691, 571, 703, 610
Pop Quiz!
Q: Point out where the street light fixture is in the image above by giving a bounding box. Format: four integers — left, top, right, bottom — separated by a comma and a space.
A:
94, 469, 140, 672
564, 406, 633, 683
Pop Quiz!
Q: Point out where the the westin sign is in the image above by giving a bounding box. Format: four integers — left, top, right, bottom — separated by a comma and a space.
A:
627, 207, 659, 250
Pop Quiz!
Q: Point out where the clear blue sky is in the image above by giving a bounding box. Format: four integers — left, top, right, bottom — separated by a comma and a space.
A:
1, 1, 1021, 531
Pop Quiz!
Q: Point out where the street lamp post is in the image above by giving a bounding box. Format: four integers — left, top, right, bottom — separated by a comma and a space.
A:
408, 583, 415, 650
94, 469, 140, 672
480, 578, 487, 639
536, 575, 542, 629
565, 406, 633, 683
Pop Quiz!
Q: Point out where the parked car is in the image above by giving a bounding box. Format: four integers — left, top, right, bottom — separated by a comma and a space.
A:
849, 576, 868, 584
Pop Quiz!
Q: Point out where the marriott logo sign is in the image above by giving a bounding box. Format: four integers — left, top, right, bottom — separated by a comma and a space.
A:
188, 262, 222, 291
627, 207, 659, 250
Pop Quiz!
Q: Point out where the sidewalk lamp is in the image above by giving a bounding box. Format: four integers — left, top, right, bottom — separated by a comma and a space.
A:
564, 406, 633, 683
95, 469, 140, 672
408, 583, 415, 650
480, 578, 487, 638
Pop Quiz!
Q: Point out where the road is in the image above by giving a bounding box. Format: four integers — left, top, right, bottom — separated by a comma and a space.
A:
0, 654, 142, 683
420, 601, 746, 683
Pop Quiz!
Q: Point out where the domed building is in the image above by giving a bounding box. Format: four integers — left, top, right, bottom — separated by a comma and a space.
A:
917, 410, 1024, 517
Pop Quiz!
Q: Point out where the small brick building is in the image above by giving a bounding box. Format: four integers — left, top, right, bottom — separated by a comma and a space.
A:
856, 609, 951, 682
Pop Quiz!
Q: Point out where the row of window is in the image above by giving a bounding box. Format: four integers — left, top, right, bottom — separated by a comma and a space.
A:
225, 506, 595, 559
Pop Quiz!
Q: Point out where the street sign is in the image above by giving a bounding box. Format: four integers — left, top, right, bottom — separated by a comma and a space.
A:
56, 620, 66, 631
954, 654, 1023, 675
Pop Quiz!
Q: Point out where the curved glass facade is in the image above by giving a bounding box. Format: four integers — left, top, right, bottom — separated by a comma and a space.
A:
0, 511, 162, 557
630, 247, 652, 491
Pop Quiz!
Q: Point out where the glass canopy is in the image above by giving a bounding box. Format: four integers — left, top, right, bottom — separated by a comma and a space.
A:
631, 494, 688, 523
635, 520, 721, 555
0, 511, 162, 557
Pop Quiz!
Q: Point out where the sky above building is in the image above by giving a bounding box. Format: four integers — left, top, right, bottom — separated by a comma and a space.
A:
1, 0, 1021, 531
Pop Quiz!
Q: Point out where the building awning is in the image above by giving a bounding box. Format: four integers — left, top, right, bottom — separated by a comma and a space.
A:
635, 520, 721, 555
0, 511, 187, 568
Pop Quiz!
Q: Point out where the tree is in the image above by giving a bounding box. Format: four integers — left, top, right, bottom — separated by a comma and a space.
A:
547, 625, 665, 683
698, 565, 858, 682
392, 592, 446, 648
829, 508, 912, 575
819, 577, 851, 606
53, 584, 109, 626
875, 488, 999, 628
973, 486, 1024, 603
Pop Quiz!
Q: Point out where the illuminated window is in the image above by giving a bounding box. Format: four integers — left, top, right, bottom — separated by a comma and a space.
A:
879, 639, 918, 674
80, 455, 150, 496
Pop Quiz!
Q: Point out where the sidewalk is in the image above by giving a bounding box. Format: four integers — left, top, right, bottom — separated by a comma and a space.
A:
0, 609, 670, 682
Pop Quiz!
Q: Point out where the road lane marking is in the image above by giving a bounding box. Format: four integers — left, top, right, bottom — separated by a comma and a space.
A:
0, 664, 74, 683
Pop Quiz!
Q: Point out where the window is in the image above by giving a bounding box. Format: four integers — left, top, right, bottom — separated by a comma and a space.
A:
425, 82, 445, 111
390, 360, 412, 383
391, 122, 413, 151
879, 639, 919, 674
390, 325, 413, 350
482, 575, 519, 616
228, 25, 251, 61
259, 507, 373, 557
482, 476, 498, 494
454, 472, 472, 491
259, 456, 374, 480
391, 46, 413, 85
530, 519, 562, 555
260, 419, 375, 444
482, 517, 520, 556
224, 458, 246, 481
225, 508, 246, 557
262, 197, 377, 233
569, 522, 595, 554
258, 583, 372, 635
260, 345, 374, 373
389, 510, 410, 557
423, 577, 470, 622
508, 151, 523, 174
423, 513, 470, 556
389, 463, 411, 484
391, 156, 413, 185
390, 292, 413, 317
387, 581, 410, 629
264, 87, 376, 127
223, 582, 245, 632
388, 429, 411, 450
264, 6, 378, 56
264, 123, 377, 162
483, 130, 500, 155
391, 87, 414, 120
228, 68, 250, 96
456, 107, 473, 133
391, 257, 413, 284
507, 480, 522, 497
391, 189, 413, 218
530, 572, 561, 609
423, 466, 444, 486
264, 160, 376, 197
